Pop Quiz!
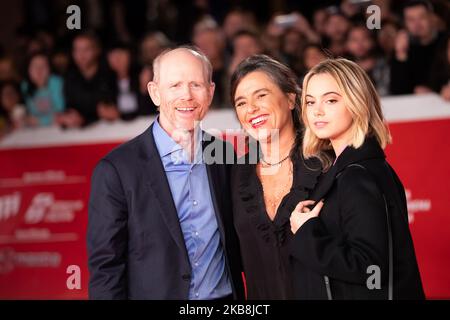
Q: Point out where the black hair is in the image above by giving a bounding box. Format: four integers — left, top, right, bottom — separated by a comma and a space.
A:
23, 51, 51, 97
72, 30, 101, 50
232, 30, 261, 46
230, 54, 304, 159
0, 80, 23, 120
403, 0, 434, 13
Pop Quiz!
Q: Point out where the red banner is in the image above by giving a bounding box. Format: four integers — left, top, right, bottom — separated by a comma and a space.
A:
0, 143, 120, 299
0, 119, 449, 299
385, 118, 450, 299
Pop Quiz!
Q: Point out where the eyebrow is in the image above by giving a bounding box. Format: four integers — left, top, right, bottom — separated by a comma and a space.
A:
306, 91, 341, 98
235, 88, 270, 103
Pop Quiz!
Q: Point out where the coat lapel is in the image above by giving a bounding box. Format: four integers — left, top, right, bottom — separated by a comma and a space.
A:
139, 124, 189, 257
311, 137, 386, 202
203, 134, 227, 247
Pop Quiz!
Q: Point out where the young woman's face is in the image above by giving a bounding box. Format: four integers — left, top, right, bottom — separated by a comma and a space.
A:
304, 47, 326, 70
234, 71, 295, 141
29, 55, 50, 88
1, 85, 20, 111
305, 73, 353, 147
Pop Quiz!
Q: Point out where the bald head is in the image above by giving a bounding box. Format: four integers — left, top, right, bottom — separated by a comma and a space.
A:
152, 46, 213, 84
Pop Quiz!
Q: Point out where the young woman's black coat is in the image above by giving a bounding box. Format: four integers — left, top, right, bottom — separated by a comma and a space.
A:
290, 137, 425, 300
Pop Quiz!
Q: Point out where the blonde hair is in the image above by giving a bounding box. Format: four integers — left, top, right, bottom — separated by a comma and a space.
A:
301, 58, 392, 170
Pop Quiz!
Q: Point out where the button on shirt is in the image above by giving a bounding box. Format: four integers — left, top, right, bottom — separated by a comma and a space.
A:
152, 119, 232, 300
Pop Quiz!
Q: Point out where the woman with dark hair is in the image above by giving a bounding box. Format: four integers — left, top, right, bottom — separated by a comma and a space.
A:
21, 51, 65, 127
230, 54, 321, 299
107, 42, 157, 120
0, 81, 26, 137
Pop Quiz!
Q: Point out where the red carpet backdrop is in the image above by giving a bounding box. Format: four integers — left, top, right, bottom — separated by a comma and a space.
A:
1, 95, 450, 299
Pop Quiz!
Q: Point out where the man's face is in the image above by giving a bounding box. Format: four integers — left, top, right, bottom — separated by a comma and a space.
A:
73, 37, 99, 70
325, 15, 350, 42
233, 35, 262, 58
148, 49, 215, 134
193, 30, 224, 61
404, 6, 433, 39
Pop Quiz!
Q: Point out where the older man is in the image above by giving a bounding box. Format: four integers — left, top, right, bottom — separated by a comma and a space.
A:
87, 46, 243, 300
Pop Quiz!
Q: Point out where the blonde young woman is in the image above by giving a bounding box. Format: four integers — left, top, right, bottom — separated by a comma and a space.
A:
289, 58, 425, 300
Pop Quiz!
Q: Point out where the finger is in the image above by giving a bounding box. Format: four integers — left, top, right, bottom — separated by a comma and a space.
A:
295, 200, 315, 213
298, 200, 315, 208
302, 207, 311, 213
294, 202, 305, 212
311, 201, 324, 215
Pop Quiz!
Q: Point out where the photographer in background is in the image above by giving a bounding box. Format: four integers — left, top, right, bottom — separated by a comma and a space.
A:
59, 32, 118, 128
390, 0, 447, 95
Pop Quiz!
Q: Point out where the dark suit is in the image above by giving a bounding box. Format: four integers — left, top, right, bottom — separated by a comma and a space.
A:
290, 137, 425, 299
87, 123, 244, 299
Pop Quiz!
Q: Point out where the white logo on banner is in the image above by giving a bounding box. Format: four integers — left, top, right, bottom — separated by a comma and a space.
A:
24, 193, 83, 224
406, 189, 431, 224
0, 247, 61, 274
0, 192, 21, 221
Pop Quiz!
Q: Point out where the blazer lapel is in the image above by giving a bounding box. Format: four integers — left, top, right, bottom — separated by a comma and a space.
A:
203, 135, 227, 247
139, 124, 189, 257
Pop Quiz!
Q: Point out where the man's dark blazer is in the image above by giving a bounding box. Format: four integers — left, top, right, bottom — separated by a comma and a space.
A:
87, 123, 244, 299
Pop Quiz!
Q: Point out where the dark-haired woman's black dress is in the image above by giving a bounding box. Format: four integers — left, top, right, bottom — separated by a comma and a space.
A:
231, 153, 320, 299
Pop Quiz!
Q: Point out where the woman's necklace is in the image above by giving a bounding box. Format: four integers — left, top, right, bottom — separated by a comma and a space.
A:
260, 153, 290, 167
259, 160, 293, 220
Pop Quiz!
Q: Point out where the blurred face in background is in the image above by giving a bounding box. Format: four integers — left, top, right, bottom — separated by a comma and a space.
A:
29, 55, 50, 88
377, 22, 398, 55
283, 30, 303, 56
1, 84, 20, 112
223, 11, 252, 40
303, 46, 327, 70
193, 29, 225, 63
0, 58, 17, 82
404, 5, 433, 40
325, 14, 350, 42
233, 34, 263, 59
140, 33, 168, 66
346, 26, 375, 59
108, 48, 131, 76
72, 36, 100, 71
313, 9, 329, 36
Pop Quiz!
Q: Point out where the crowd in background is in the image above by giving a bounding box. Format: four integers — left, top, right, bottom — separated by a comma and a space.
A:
0, 0, 448, 140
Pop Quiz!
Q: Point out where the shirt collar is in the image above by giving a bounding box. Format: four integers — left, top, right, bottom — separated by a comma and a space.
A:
152, 116, 204, 164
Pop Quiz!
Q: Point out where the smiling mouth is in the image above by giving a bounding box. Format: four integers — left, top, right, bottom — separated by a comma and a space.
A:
176, 107, 195, 112
249, 114, 269, 128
